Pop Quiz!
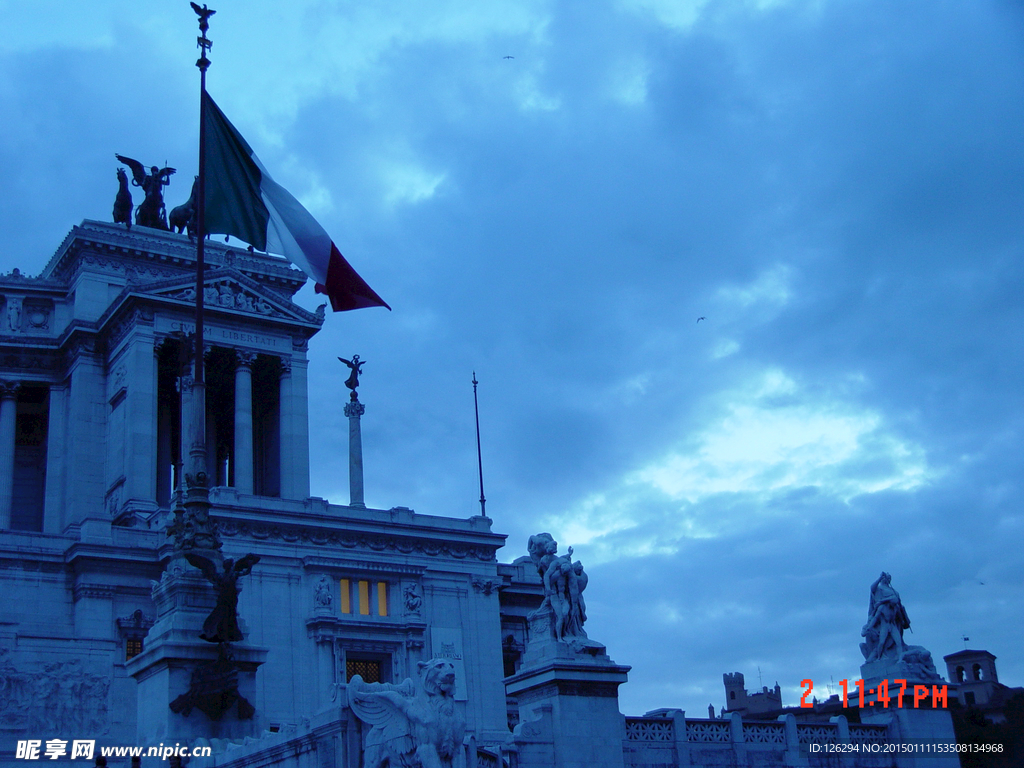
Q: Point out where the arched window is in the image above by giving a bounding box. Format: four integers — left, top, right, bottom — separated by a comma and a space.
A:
973, 663, 983, 681
956, 666, 965, 683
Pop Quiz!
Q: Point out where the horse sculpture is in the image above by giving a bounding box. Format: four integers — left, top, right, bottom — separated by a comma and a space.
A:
113, 168, 133, 230
169, 176, 198, 238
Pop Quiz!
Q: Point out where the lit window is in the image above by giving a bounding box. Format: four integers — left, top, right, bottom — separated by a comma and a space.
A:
358, 580, 370, 615
340, 579, 351, 614
340, 578, 389, 617
126, 638, 143, 661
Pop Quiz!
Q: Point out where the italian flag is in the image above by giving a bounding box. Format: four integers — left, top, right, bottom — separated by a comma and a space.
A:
202, 92, 390, 312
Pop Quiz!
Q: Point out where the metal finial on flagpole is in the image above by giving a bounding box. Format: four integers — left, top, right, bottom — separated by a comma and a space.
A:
472, 372, 488, 519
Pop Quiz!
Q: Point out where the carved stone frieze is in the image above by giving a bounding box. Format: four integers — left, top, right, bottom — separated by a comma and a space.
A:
217, 520, 498, 562
0, 351, 58, 373
165, 279, 285, 319
0, 650, 111, 734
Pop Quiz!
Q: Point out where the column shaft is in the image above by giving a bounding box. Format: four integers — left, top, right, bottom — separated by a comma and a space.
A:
344, 399, 365, 508
0, 383, 20, 529
234, 353, 255, 494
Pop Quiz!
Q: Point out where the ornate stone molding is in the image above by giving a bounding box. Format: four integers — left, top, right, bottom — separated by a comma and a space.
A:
216, 520, 497, 562
301, 556, 427, 575
72, 584, 118, 601
0, 350, 58, 374
236, 350, 257, 369
471, 576, 502, 596
116, 608, 155, 636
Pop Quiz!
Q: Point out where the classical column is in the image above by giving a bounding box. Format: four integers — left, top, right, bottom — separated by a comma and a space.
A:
234, 351, 255, 494
0, 381, 20, 529
344, 398, 366, 508
177, 367, 194, 497
278, 359, 295, 498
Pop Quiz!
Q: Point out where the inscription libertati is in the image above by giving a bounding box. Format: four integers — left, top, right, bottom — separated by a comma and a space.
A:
161, 319, 282, 350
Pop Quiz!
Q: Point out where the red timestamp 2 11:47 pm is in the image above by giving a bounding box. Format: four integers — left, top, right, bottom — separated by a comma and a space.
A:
800, 679, 950, 709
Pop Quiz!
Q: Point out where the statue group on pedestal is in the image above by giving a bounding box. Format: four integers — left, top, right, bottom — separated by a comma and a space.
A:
527, 532, 589, 645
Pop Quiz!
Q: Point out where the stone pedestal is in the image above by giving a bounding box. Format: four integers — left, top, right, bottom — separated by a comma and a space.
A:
506, 612, 630, 768
127, 558, 268, 744
859, 659, 959, 768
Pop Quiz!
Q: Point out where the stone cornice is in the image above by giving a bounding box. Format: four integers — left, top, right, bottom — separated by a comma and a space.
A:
216, 517, 500, 562
301, 556, 427, 576
44, 220, 308, 295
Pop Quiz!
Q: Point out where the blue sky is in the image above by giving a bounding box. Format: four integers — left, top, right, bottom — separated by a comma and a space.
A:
2, 0, 1022, 716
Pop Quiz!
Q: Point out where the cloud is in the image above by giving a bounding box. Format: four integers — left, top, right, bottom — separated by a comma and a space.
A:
542, 366, 931, 563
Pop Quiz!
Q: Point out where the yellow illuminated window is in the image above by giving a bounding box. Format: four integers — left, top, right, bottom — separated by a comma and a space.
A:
377, 581, 388, 616
340, 579, 351, 614
125, 638, 143, 661
358, 580, 370, 615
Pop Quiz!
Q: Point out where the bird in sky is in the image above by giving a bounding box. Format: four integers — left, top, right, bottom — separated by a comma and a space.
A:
697, 316, 706, 323
503, 55, 514, 59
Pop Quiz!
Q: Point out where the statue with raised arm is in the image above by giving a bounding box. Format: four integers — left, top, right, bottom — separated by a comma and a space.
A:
859, 571, 942, 683
348, 658, 466, 768
527, 533, 589, 645
860, 571, 909, 662
185, 553, 260, 643
338, 354, 365, 399
115, 154, 176, 229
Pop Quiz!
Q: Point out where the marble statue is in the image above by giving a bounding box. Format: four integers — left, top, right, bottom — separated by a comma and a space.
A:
860, 572, 909, 662
314, 574, 332, 609
860, 571, 942, 682
527, 533, 589, 644
185, 553, 260, 643
348, 658, 466, 768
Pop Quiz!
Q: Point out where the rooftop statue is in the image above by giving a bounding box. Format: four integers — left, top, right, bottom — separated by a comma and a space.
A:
115, 154, 176, 230
348, 658, 466, 768
339, 354, 365, 399
185, 552, 261, 643
169, 176, 198, 238
113, 168, 133, 229
860, 571, 942, 682
528, 532, 589, 646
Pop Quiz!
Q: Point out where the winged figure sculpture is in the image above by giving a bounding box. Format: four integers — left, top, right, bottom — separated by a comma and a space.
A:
185, 552, 260, 643
114, 154, 175, 229
348, 658, 466, 768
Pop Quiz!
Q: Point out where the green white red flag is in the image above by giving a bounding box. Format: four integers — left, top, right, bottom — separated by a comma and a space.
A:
202, 91, 390, 312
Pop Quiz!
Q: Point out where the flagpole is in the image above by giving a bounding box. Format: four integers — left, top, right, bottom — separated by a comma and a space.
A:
178, 2, 220, 555
472, 372, 488, 519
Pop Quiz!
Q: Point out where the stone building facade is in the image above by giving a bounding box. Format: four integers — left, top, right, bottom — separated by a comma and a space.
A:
0, 220, 540, 765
